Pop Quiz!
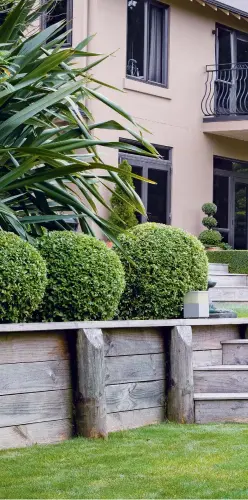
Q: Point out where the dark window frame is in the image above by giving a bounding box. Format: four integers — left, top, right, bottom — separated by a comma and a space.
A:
214, 155, 248, 249
41, 0, 73, 47
119, 148, 172, 224
216, 23, 248, 66
126, 0, 169, 88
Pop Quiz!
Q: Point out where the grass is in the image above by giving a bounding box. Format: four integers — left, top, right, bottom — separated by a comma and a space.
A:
216, 302, 248, 318
1, 424, 248, 498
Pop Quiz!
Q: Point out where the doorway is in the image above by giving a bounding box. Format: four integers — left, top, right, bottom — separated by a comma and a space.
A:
213, 157, 248, 249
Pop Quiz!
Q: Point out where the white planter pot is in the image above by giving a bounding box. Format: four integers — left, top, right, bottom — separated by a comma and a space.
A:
184, 291, 209, 319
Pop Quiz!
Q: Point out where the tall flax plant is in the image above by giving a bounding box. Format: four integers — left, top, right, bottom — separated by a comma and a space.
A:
0, 0, 158, 242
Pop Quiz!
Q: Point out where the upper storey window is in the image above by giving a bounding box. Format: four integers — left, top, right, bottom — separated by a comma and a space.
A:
126, 0, 169, 86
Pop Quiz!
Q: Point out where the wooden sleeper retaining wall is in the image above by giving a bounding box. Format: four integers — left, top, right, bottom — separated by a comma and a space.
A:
0, 318, 247, 449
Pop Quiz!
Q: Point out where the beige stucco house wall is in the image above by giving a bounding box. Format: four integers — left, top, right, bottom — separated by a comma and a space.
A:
71, 0, 248, 237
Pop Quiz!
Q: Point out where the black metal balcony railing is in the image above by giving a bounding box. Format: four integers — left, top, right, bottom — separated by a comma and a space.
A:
202, 63, 248, 117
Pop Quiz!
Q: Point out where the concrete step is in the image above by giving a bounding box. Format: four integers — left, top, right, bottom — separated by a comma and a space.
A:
194, 393, 248, 423
208, 263, 229, 274
209, 286, 248, 302
209, 274, 248, 287
194, 365, 248, 393
222, 340, 248, 365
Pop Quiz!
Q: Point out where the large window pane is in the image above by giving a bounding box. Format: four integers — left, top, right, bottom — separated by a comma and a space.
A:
235, 182, 248, 250
213, 175, 229, 228
218, 28, 232, 67
214, 157, 232, 171
147, 168, 167, 223
46, 0, 67, 31
148, 4, 164, 84
127, 0, 145, 79
44, 0, 72, 45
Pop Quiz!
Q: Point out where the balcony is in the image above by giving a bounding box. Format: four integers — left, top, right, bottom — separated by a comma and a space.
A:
202, 63, 248, 141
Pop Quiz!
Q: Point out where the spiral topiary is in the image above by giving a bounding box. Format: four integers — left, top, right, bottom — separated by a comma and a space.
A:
0, 232, 47, 323
36, 231, 125, 322
199, 202, 222, 247
115, 223, 208, 320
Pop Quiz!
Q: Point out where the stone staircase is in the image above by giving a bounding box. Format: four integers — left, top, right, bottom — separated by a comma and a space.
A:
209, 263, 248, 305
193, 325, 248, 423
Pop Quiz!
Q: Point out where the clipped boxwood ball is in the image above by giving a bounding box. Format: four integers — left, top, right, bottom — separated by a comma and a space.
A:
0, 232, 47, 323
202, 203, 217, 216
115, 223, 208, 320
36, 232, 125, 321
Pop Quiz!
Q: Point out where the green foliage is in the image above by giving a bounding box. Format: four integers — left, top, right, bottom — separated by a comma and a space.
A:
115, 223, 208, 320
0, 0, 158, 243
36, 231, 125, 322
207, 250, 248, 274
0, 232, 47, 322
202, 216, 217, 229
199, 202, 221, 247
109, 160, 139, 231
199, 230, 222, 246
202, 203, 217, 216
1, 423, 248, 499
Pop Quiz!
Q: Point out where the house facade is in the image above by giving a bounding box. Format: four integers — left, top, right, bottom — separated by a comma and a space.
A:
47, 0, 248, 248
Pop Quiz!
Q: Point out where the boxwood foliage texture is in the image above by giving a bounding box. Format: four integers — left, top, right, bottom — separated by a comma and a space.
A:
207, 250, 248, 274
36, 231, 125, 322
0, 232, 47, 323
115, 223, 208, 320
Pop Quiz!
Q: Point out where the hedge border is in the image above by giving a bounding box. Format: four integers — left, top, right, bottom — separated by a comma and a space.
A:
207, 250, 248, 274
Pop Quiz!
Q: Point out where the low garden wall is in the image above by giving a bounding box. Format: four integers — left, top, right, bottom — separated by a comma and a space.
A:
0, 318, 248, 449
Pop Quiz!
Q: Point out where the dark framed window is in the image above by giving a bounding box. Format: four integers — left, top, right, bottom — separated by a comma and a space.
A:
126, 0, 169, 86
214, 156, 248, 249
119, 143, 172, 224
41, 0, 73, 47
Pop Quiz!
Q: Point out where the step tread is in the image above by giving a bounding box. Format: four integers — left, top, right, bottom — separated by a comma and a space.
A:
221, 340, 248, 345
194, 365, 248, 371
194, 393, 248, 400
212, 286, 248, 289
209, 273, 248, 277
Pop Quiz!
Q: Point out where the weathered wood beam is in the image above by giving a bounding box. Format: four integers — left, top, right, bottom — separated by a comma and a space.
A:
167, 326, 194, 424
76, 328, 107, 439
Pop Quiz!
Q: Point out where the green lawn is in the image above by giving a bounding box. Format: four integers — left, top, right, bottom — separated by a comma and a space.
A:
1, 424, 248, 499
216, 302, 248, 318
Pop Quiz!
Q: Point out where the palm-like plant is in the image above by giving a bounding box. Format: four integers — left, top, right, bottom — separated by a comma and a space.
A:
0, 0, 158, 242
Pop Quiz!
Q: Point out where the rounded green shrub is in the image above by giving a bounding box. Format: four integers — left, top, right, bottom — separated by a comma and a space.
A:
115, 223, 208, 320
202, 216, 217, 229
36, 231, 125, 321
198, 229, 222, 247
0, 232, 47, 323
202, 203, 217, 216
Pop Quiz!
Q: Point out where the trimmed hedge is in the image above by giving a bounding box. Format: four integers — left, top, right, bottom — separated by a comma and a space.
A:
36, 231, 125, 322
115, 223, 208, 320
207, 250, 248, 274
0, 232, 47, 323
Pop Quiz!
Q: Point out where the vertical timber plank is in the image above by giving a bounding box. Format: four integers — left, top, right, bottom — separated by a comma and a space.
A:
76, 329, 107, 439
167, 326, 194, 424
